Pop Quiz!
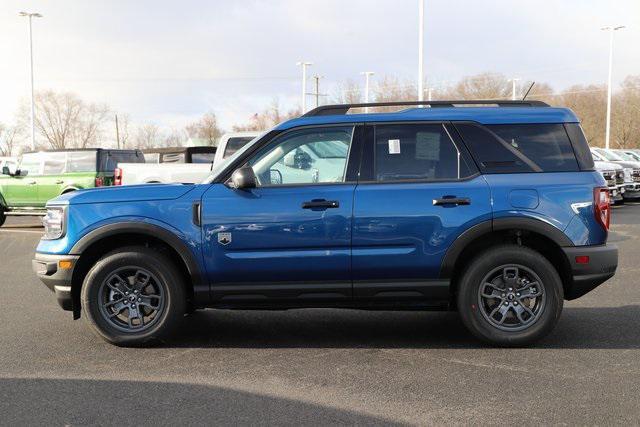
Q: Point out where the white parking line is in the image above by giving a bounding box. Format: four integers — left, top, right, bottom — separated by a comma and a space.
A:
0, 229, 43, 234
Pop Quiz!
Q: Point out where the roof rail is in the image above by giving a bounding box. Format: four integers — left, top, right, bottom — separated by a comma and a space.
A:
303, 100, 550, 117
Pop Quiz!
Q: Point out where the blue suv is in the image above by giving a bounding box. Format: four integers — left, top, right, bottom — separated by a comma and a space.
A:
33, 100, 618, 347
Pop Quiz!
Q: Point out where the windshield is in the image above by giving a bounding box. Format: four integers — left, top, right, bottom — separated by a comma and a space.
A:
614, 151, 637, 161
202, 132, 266, 183
596, 149, 623, 161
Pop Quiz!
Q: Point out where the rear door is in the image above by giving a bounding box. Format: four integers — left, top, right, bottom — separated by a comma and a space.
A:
352, 122, 492, 302
37, 152, 68, 204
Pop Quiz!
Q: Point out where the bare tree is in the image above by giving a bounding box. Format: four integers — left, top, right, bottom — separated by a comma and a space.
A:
331, 79, 363, 104
185, 112, 223, 146
0, 123, 21, 156
612, 75, 640, 149
133, 124, 161, 149
18, 90, 110, 149
117, 114, 131, 149
233, 100, 300, 132
443, 72, 512, 100
161, 128, 187, 147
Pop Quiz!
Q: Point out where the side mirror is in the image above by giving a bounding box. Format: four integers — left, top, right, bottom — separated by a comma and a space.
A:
230, 166, 257, 190
18, 169, 28, 177
1, 166, 9, 176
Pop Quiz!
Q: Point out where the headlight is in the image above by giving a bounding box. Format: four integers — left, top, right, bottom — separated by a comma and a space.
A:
42, 206, 66, 240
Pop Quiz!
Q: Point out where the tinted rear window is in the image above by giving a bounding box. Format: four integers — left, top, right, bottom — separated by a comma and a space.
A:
224, 137, 254, 158
100, 151, 144, 171
455, 123, 579, 173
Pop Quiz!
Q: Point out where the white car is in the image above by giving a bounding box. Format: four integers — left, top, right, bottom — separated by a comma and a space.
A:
592, 148, 640, 199
116, 132, 263, 185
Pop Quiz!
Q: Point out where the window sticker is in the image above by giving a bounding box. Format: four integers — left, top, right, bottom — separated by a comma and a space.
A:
416, 131, 440, 160
388, 139, 401, 154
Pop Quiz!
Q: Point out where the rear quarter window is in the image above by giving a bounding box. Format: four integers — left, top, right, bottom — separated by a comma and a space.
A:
455, 123, 579, 173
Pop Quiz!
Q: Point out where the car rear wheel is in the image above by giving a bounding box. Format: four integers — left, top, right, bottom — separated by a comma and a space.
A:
81, 247, 186, 347
457, 245, 563, 347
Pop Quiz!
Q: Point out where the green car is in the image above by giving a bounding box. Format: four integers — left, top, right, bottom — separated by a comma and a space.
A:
0, 149, 144, 226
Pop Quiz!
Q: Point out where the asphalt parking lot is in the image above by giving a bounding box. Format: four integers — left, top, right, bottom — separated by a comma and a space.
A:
1, 206, 639, 426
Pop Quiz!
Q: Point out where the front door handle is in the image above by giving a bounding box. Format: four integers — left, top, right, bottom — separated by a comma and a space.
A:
433, 196, 471, 206
55, 180, 64, 184
302, 199, 340, 210
27, 181, 37, 185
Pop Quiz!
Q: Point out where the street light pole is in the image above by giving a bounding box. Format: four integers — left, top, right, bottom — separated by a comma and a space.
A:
418, 0, 424, 101
296, 61, 312, 113
361, 71, 374, 112
602, 25, 625, 149
509, 78, 520, 100
19, 11, 42, 151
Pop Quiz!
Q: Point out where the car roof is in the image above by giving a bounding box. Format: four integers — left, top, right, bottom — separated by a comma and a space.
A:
275, 106, 580, 131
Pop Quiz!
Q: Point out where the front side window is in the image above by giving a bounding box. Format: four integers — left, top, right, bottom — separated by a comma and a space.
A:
19, 153, 43, 176
43, 152, 66, 175
374, 124, 474, 182
248, 126, 353, 186
67, 151, 97, 173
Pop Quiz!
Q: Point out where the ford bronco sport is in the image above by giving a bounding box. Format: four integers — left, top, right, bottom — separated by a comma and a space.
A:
33, 100, 618, 347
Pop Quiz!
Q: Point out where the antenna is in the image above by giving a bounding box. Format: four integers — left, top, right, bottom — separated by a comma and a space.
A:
522, 82, 535, 100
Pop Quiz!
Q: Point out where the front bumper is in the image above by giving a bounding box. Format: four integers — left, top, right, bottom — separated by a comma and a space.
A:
622, 182, 640, 198
562, 244, 618, 300
32, 253, 79, 311
609, 186, 624, 202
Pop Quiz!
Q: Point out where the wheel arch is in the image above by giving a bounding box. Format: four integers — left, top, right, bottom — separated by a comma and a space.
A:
441, 218, 573, 303
69, 223, 206, 319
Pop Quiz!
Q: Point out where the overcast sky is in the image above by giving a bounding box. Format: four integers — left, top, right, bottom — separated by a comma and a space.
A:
1, 0, 639, 132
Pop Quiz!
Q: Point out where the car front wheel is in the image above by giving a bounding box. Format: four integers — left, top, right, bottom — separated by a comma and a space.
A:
81, 247, 187, 347
457, 245, 563, 347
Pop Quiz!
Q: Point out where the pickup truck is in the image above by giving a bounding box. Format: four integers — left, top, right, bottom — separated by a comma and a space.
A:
115, 132, 261, 185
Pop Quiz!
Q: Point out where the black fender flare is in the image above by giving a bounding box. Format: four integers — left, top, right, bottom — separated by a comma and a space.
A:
70, 222, 208, 304
439, 217, 573, 279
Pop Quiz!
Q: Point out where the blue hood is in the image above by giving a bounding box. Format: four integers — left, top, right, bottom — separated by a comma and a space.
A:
49, 184, 196, 205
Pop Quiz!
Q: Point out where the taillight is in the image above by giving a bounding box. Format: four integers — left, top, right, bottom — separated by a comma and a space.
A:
594, 187, 610, 231
95, 177, 104, 187
114, 168, 122, 186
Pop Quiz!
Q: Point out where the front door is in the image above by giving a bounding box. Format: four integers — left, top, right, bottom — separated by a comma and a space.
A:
2, 153, 43, 207
352, 122, 492, 302
201, 125, 361, 304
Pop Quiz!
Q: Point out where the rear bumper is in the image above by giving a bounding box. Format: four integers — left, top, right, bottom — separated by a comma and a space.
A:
32, 253, 79, 311
562, 244, 618, 300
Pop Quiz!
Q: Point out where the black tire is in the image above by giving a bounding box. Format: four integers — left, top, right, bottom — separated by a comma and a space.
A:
81, 246, 187, 347
0, 208, 5, 227
457, 245, 563, 347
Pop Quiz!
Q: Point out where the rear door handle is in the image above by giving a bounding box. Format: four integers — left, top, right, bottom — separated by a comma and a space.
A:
27, 181, 37, 185
433, 197, 471, 206
55, 180, 64, 184
302, 199, 340, 210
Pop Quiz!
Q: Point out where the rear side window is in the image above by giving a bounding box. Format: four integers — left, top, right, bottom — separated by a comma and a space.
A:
374, 124, 475, 182
100, 151, 144, 171
43, 152, 66, 175
455, 123, 579, 173
67, 152, 97, 172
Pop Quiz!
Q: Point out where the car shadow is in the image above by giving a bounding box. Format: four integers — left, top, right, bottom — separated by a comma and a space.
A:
165, 305, 640, 350
0, 378, 400, 426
